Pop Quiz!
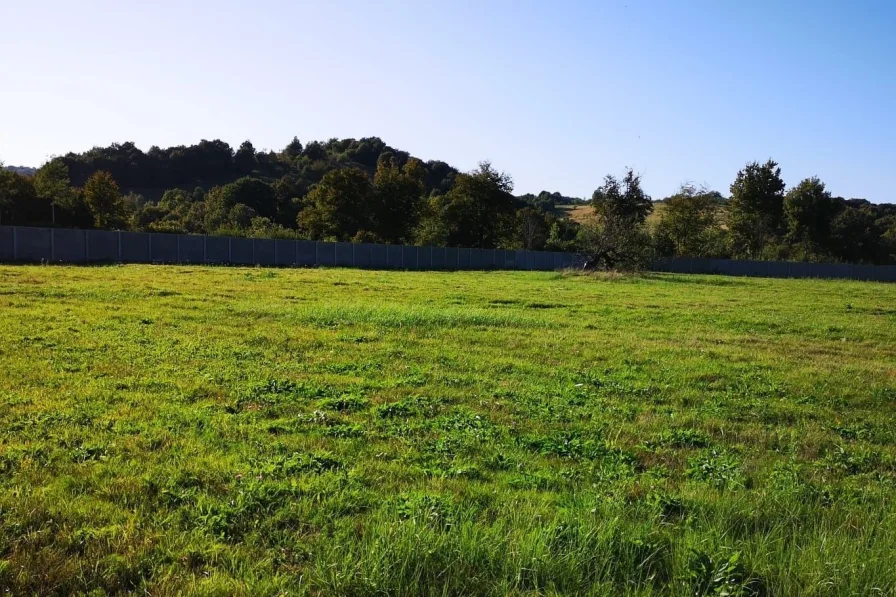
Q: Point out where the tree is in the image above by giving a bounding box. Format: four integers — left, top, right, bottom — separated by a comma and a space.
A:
414, 193, 452, 246
297, 167, 376, 240
545, 218, 581, 252
82, 170, 122, 228
302, 141, 327, 162
234, 140, 259, 174
579, 210, 653, 271
436, 161, 516, 248
727, 160, 786, 257
220, 177, 277, 220
783, 177, 839, 256
283, 137, 303, 160
372, 155, 425, 243
33, 159, 78, 225
228, 203, 258, 229
0, 166, 45, 226
654, 184, 721, 257
591, 169, 653, 223
581, 169, 654, 270
515, 207, 550, 249
830, 205, 883, 263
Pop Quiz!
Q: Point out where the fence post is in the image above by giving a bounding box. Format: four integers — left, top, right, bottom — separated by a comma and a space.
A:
203, 235, 207, 264
51, 228, 56, 262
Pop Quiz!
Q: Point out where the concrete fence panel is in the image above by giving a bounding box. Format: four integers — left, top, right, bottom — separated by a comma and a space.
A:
534, 251, 551, 271
53, 228, 86, 262
354, 243, 373, 268
415, 246, 430, 269
150, 234, 178, 263
317, 242, 336, 266
880, 266, 896, 282
205, 236, 230, 263
178, 234, 205, 264
826, 264, 853, 279
401, 245, 418, 270
749, 261, 771, 277
230, 237, 254, 265
501, 250, 515, 269
254, 239, 276, 266
274, 240, 297, 266
386, 245, 403, 269
445, 247, 459, 270
469, 248, 484, 269
335, 242, 353, 267
431, 247, 446, 270
766, 261, 790, 279
878, 266, 896, 282
369, 244, 387, 268
0, 227, 14, 261
120, 232, 150, 263
16, 227, 52, 262
296, 240, 317, 266
787, 262, 811, 278
84, 229, 118, 263
551, 252, 562, 270
457, 247, 471, 269
87, 230, 119, 262
851, 264, 876, 281
493, 250, 507, 270
417, 247, 432, 270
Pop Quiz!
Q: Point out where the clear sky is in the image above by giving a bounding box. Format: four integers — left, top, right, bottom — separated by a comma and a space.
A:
2, 0, 894, 201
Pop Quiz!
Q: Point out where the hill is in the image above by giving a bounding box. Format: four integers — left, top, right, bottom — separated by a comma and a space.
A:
2, 165, 36, 177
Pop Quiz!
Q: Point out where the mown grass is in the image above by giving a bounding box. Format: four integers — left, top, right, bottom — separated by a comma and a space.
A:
1, 265, 895, 596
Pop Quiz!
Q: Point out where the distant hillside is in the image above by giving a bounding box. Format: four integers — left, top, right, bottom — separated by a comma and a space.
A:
517, 190, 588, 216
56, 138, 593, 216
57, 138, 460, 202
3, 165, 36, 177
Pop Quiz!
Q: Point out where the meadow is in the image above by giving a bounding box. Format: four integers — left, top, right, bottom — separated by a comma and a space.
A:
0, 264, 894, 596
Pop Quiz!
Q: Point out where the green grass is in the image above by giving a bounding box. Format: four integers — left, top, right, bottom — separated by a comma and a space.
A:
1, 265, 895, 596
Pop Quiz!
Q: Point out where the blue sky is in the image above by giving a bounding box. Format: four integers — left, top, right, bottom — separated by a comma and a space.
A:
2, 0, 894, 201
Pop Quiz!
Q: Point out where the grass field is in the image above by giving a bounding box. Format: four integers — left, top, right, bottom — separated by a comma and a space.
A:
1, 265, 895, 596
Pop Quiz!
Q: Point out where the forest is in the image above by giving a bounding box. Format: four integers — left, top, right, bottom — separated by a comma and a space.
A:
1, 136, 894, 266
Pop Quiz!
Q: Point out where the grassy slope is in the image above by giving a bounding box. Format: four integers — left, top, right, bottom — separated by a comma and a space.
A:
557, 202, 669, 227
0, 265, 894, 596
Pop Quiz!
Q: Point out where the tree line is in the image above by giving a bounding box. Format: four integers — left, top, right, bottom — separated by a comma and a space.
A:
1, 138, 894, 267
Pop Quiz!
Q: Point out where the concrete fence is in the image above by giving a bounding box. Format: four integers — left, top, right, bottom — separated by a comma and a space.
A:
1, 226, 894, 281
651, 256, 896, 282
0, 226, 579, 271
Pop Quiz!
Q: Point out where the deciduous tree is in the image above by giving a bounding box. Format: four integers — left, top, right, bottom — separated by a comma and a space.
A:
727, 160, 786, 257
655, 184, 721, 257
82, 170, 122, 228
